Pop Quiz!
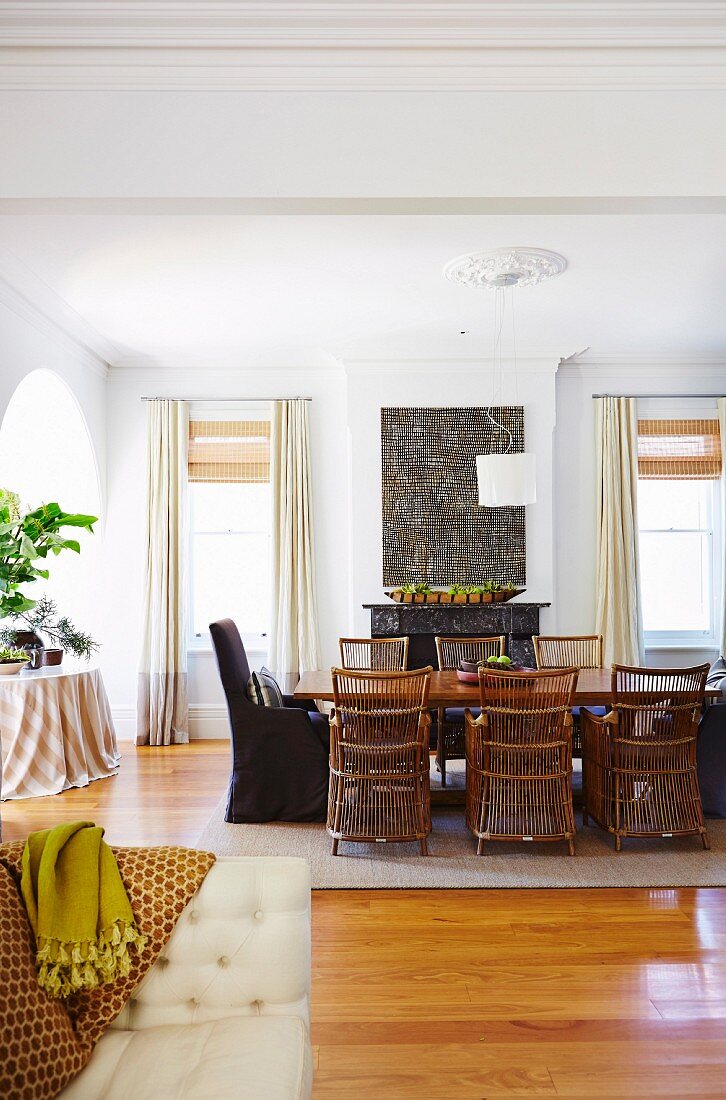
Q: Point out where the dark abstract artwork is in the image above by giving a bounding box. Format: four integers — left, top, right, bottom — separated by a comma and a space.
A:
381, 406, 526, 587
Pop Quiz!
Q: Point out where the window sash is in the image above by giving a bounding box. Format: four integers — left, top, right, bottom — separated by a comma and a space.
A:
638, 477, 721, 646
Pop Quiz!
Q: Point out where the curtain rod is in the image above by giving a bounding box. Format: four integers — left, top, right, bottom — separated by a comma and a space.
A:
591, 393, 723, 399
140, 396, 312, 402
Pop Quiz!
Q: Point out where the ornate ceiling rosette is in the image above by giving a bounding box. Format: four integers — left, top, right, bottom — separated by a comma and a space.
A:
443, 247, 567, 289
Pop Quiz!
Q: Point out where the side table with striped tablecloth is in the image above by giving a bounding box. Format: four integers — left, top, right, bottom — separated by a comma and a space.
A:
0, 663, 120, 800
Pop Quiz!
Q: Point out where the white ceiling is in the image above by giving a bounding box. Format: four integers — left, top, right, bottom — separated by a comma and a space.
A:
1, 213, 726, 367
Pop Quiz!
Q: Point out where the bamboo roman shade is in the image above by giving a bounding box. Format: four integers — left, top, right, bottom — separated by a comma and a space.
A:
187, 420, 271, 483
637, 419, 722, 480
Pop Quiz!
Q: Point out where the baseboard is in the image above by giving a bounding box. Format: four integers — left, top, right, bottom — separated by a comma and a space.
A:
112, 704, 229, 741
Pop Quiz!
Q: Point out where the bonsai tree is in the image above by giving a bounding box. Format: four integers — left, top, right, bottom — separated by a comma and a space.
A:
0, 488, 99, 659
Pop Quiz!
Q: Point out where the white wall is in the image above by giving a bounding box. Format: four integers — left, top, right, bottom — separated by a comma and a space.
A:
104, 357, 562, 738
103, 353, 725, 739
555, 356, 726, 665
0, 290, 106, 481
0, 287, 107, 646
345, 358, 558, 636
102, 368, 348, 738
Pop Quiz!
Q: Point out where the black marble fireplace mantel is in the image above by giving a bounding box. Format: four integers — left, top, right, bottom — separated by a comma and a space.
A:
364, 602, 550, 668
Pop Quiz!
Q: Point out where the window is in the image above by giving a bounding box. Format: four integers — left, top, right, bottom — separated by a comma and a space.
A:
637, 418, 723, 647
188, 414, 271, 651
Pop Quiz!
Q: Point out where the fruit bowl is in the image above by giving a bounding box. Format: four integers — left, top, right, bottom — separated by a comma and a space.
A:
457, 657, 526, 681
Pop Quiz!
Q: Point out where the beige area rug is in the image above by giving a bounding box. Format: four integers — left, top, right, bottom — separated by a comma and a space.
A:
197, 764, 726, 889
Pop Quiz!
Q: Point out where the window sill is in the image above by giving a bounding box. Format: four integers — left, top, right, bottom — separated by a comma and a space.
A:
645, 643, 719, 652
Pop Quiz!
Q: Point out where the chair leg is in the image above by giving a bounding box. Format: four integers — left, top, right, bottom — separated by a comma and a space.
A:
567, 836, 575, 856
476, 837, 485, 856
420, 836, 429, 856
331, 838, 339, 856
702, 830, 711, 851
440, 737, 447, 787
615, 834, 622, 852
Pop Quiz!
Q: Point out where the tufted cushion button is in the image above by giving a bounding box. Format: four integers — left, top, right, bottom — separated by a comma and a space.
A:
218, 956, 229, 968
254, 909, 263, 920
158, 956, 169, 969
189, 997, 198, 1007
188, 910, 198, 924
129, 998, 137, 1008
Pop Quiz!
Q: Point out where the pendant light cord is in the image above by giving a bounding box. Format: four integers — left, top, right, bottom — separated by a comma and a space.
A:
484, 285, 514, 454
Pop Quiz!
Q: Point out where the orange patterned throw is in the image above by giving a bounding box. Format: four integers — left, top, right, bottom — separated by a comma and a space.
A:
0, 840, 215, 1099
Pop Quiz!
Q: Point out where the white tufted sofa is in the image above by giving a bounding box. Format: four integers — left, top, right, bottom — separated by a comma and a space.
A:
59, 857, 313, 1100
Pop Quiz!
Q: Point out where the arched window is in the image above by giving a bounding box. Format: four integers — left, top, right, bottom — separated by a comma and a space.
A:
0, 369, 102, 647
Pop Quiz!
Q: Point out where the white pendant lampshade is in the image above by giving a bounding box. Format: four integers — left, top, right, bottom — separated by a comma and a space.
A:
476, 453, 537, 507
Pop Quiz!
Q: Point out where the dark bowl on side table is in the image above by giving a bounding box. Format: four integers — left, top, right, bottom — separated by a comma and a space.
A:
25, 648, 64, 669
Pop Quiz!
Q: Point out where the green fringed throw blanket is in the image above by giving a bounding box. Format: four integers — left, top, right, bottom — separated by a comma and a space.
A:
20, 822, 147, 999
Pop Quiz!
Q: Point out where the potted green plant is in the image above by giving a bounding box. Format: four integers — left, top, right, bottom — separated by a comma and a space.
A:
479, 581, 493, 604
0, 489, 98, 661
492, 582, 505, 602
413, 583, 431, 604
396, 582, 415, 604
0, 646, 31, 676
448, 584, 467, 605
501, 581, 519, 603
462, 584, 481, 604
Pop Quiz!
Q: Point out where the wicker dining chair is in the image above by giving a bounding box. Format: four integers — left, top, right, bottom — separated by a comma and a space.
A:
533, 635, 604, 756
533, 634, 604, 670
327, 666, 432, 856
434, 635, 506, 786
465, 666, 579, 855
581, 663, 710, 851
339, 637, 409, 671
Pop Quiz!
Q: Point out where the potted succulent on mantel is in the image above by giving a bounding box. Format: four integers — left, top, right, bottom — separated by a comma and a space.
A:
448, 584, 468, 604
0, 488, 99, 664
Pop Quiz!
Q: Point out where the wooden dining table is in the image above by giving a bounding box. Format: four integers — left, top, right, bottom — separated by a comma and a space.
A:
294, 668, 720, 805
294, 666, 722, 708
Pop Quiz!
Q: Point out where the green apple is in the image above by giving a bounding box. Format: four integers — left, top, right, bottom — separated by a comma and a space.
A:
498, 655, 512, 665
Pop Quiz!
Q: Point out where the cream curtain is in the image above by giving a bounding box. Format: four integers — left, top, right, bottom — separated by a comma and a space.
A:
136, 399, 189, 746
269, 399, 321, 693
718, 398, 726, 656
594, 397, 645, 667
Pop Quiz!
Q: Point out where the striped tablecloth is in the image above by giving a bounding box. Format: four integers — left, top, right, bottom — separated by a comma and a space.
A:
0, 664, 120, 800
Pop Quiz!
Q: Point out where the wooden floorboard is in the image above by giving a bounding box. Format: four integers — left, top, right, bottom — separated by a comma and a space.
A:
3, 741, 725, 1098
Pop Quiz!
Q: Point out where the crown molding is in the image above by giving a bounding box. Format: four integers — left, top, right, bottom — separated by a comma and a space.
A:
106, 364, 343, 385
0, 273, 109, 379
343, 355, 562, 376
2, 198, 726, 215
1, 3, 725, 91
557, 354, 726, 382
108, 348, 342, 373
